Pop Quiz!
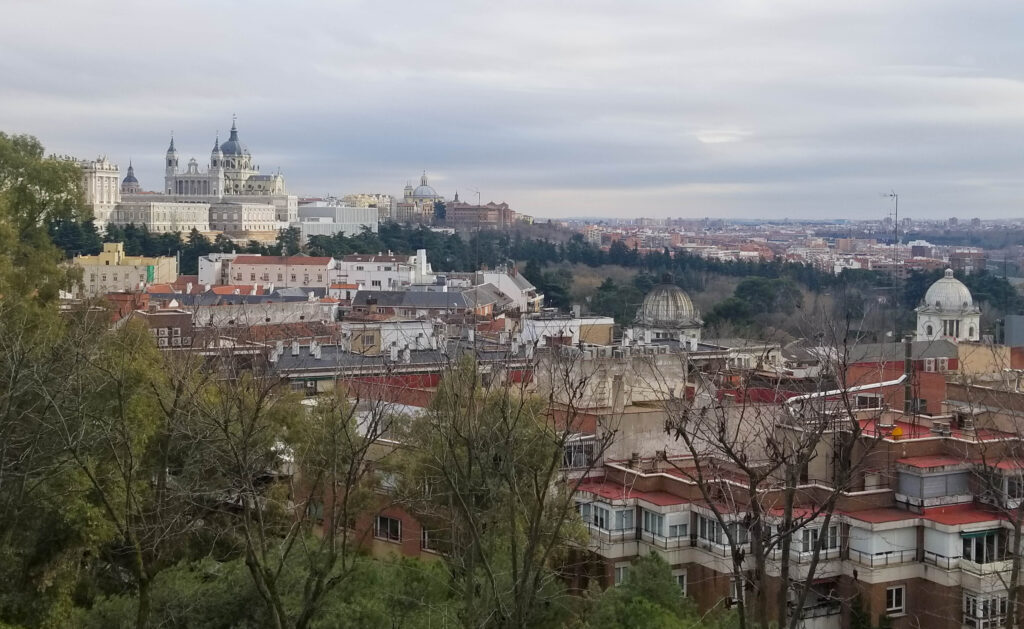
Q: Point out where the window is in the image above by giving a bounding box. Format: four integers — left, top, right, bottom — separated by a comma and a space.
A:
614, 565, 629, 586
614, 509, 634, 531
800, 525, 838, 553
374, 515, 401, 542
277, 273, 283, 281
963, 531, 1002, 564
886, 585, 905, 615
668, 523, 688, 538
1008, 475, 1024, 500
926, 324, 933, 336
250, 273, 256, 281
856, 394, 881, 409
642, 509, 664, 536
563, 440, 594, 468
592, 505, 610, 529
675, 572, 687, 596
729, 577, 742, 604
964, 592, 1008, 629
371, 280, 382, 287
577, 502, 591, 522
697, 515, 723, 544
421, 528, 439, 551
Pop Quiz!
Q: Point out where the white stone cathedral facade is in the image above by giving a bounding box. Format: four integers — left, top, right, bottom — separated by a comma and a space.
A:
79, 119, 297, 237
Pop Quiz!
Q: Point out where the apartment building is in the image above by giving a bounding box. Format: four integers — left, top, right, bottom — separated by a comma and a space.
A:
570, 378, 1024, 629
226, 255, 336, 289
72, 242, 178, 297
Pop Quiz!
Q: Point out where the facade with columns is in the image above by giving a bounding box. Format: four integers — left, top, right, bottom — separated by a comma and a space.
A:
78, 157, 121, 228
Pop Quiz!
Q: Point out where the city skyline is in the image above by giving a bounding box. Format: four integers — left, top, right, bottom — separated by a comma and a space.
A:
4, 1, 1024, 219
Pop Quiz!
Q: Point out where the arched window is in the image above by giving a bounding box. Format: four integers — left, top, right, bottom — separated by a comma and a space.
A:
926, 324, 933, 336
969, 326, 975, 338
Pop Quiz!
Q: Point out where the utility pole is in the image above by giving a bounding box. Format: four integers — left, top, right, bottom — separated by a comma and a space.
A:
888, 190, 900, 342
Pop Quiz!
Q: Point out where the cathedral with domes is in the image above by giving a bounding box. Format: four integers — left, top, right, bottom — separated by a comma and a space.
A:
76, 118, 300, 236
915, 269, 981, 342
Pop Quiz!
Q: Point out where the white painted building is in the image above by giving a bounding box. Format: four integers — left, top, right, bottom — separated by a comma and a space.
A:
198, 252, 253, 286
333, 250, 434, 290
78, 157, 120, 229
915, 269, 981, 342
295, 200, 379, 242
227, 255, 336, 289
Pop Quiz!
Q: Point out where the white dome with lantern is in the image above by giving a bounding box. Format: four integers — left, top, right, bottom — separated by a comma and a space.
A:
915, 269, 981, 342
625, 277, 703, 349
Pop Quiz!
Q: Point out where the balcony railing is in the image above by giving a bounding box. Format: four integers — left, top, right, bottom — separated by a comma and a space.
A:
790, 547, 842, 563
798, 601, 842, 619
585, 524, 636, 545
922, 551, 960, 570
640, 531, 692, 550
848, 548, 917, 567
694, 537, 746, 557
961, 558, 1015, 576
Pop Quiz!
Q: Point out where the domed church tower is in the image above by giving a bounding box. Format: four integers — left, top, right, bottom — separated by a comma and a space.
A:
915, 269, 981, 342
121, 160, 141, 194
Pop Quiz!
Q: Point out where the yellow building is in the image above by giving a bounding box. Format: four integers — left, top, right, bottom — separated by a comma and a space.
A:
73, 243, 178, 297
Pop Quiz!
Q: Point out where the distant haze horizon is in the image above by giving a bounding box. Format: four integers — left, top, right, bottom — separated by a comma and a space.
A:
4, 2, 1024, 220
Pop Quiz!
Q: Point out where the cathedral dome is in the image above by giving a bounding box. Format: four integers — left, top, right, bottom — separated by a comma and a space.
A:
220, 120, 247, 156
121, 162, 138, 184
636, 282, 699, 328
412, 184, 438, 198
923, 269, 974, 311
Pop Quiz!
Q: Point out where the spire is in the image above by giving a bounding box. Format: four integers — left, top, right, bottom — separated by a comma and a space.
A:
167, 133, 176, 153
420, 170, 428, 186
454, 190, 460, 203
229, 115, 239, 141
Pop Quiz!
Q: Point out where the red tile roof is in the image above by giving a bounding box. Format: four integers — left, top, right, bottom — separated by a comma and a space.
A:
923, 504, 1005, 526
576, 479, 688, 507
896, 455, 966, 469
842, 508, 918, 524
146, 284, 175, 293
210, 285, 265, 295
859, 418, 1008, 442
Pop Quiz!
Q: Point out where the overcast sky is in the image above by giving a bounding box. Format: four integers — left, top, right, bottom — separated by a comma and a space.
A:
3, 1, 1024, 219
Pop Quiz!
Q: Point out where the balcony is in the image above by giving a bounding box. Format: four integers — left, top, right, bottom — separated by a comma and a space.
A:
640, 531, 691, 550
922, 551, 960, 570
585, 524, 636, 546
790, 547, 842, 563
961, 558, 1015, 576
694, 537, 744, 557
848, 548, 918, 567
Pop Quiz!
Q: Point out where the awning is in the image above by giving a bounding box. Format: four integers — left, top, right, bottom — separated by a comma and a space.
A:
961, 530, 998, 539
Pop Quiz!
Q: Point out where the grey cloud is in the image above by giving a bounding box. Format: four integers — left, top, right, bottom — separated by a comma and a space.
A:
3, 0, 1024, 218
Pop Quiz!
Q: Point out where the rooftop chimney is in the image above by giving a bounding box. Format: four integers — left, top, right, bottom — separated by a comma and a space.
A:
903, 334, 914, 416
